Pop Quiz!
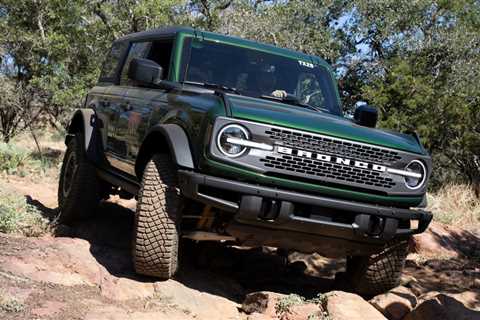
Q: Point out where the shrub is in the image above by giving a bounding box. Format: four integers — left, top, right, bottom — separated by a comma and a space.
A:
0, 142, 62, 176
0, 143, 30, 175
275, 294, 305, 317
0, 190, 50, 236
428, 184, 480, 229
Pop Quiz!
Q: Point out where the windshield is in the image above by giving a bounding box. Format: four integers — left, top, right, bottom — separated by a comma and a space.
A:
183, 38, 342, 115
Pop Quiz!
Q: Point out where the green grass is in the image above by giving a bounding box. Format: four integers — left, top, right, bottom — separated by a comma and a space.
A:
0, 142, 61, 177
0, 143, 30, 176
0, 190, 50, 237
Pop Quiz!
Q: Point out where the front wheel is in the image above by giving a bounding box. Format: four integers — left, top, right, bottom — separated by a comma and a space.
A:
133, 154, 182, 279
345, 240, 409, 296
57, 133, 101, 224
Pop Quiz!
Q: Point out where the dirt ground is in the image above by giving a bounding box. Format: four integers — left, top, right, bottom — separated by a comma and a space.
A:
1, 172, 479, 319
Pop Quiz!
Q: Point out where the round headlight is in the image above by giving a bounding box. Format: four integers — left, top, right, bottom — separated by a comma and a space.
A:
217, 124, 250, 157
404, 160, 427, 190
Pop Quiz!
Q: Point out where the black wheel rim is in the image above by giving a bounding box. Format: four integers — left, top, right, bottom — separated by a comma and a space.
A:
62, 150, 78, 198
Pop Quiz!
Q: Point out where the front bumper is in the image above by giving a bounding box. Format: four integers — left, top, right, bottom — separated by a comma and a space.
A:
178, 170, 432, 252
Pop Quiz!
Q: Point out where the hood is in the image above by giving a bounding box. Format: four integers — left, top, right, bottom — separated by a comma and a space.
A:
224, 94, 425, 155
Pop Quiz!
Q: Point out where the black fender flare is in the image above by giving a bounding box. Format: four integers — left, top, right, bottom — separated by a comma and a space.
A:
66, 109, 95, 151
136, 124, 194, 176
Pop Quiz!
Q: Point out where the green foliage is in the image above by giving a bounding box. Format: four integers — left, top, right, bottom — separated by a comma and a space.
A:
0, 0, 185, 130
275, 293, 328, 318
350, 0, 480, 189
0, 142, 61, 176
217, 0, 348, 63
0, 143, 30, 175
0, 190, 49, 236
275, 294, 305, 316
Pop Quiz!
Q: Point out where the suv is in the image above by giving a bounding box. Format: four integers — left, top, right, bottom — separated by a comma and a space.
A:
58, 27, 432, 295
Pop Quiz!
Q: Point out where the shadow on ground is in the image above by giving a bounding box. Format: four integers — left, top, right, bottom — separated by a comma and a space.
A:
26, 197, 342, 302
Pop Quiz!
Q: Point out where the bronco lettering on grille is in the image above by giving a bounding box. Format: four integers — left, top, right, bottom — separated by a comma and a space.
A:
277, 146, 387, 173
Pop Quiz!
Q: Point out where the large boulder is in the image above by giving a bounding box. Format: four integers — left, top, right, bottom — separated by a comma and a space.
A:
369, 286, 417, 320
404, 293, 480, 320
326, 291, 388, 320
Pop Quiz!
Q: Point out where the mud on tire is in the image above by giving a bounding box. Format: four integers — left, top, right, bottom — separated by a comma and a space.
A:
133, 154, 181, 279
346, 239, 409, 296
57, 134, 101, 225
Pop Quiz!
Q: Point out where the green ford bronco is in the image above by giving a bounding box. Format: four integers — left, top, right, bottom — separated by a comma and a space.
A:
58, 26, 432, 295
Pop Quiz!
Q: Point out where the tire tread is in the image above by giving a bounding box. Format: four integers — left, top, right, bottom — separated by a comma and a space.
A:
133, 154, 180, 279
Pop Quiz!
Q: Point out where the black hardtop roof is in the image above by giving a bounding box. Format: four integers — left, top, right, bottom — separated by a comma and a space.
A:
114, 26, 195, 42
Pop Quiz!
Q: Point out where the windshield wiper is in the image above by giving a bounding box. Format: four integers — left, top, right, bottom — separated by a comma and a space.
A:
259, 94, 324, 113
182, 81, 240, 94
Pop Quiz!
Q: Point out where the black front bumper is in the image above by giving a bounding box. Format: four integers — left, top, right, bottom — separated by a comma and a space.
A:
178, 171, 432, 247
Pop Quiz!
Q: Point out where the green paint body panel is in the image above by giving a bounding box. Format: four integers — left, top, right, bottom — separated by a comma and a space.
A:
94, 27, 430, 209
224, 94, 424, 154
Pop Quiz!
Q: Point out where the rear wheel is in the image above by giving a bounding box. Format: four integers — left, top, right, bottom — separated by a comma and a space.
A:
57, 133, 101, 224
346, 240, 409, 296
133, 154, 182, 279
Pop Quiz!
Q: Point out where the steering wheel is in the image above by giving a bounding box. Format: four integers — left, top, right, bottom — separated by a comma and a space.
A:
305, 91, 324, 105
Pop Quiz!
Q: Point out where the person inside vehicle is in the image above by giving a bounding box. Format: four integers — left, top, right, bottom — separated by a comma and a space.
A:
248, 64, 288, 98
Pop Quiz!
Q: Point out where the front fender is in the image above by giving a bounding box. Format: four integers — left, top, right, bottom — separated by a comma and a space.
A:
136, 124, 195, 178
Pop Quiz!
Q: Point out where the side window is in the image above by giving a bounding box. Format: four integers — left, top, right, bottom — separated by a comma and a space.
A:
120, 42, 152, 85
147, 40, 174, 80
99, 41, 128, 83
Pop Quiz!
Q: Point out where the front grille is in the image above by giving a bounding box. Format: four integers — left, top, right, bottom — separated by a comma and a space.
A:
266, 128, 401, 165
211, 117, 430, 196
260, 154, 396, 189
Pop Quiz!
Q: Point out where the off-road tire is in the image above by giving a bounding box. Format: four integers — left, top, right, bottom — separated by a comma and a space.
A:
57, 133, 101, 224
346, 240, 409, 296
133, 154, 181, 279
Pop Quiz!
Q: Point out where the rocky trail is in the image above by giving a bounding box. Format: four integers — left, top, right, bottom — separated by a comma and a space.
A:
1, 177, 480, 320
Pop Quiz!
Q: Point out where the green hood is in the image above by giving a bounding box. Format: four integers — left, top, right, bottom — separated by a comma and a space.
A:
225, 94, 425, 155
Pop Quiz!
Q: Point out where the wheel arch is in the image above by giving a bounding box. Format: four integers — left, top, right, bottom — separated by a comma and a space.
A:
135, 124, 194, 179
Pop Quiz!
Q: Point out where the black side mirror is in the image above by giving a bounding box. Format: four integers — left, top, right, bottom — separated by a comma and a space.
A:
128, 58, 163, 86
354, 105, 378, 128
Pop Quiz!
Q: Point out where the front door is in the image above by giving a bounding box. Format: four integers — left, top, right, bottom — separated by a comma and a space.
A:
113, 38, 175, 176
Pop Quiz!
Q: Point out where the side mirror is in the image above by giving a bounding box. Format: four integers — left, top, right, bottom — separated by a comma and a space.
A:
354, 105, 378, 128
128, 58, 163, 86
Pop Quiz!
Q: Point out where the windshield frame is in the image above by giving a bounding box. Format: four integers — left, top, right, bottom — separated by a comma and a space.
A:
179, 35, 343, 116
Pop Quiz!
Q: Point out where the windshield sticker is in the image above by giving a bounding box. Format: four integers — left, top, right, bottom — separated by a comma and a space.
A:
299, 60, 314, 68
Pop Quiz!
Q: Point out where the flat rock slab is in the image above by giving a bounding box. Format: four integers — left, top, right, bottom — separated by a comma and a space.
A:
0, 233, 241, 320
